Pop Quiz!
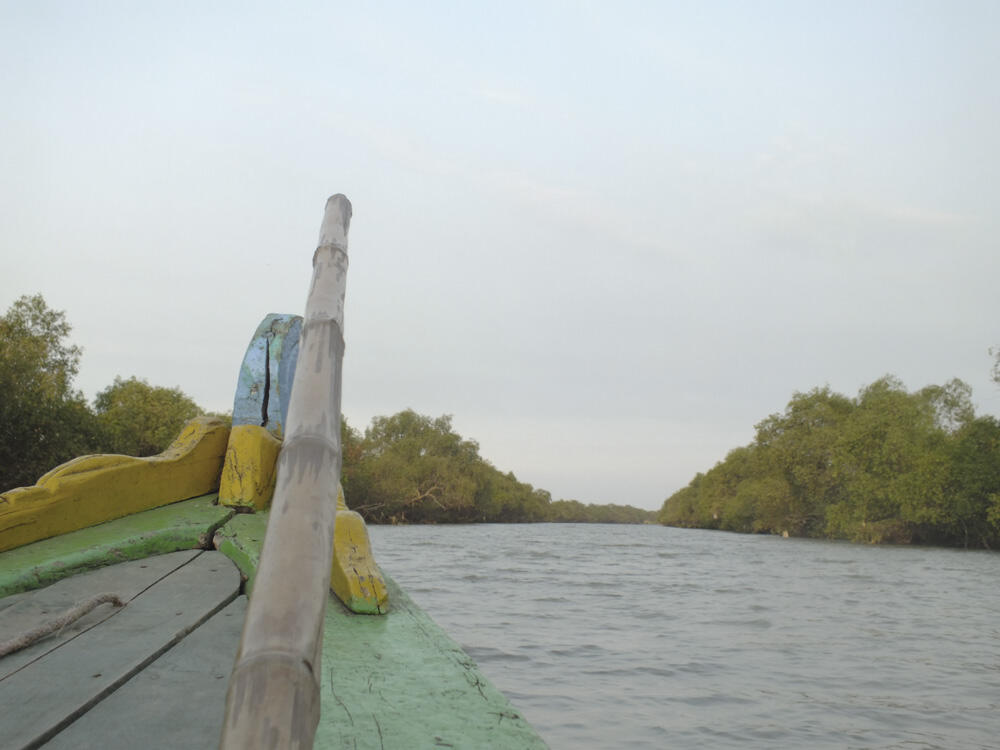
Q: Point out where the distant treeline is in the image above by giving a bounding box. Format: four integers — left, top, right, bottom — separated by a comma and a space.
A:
659, 376, 1000, 549
547, 499, 657, 525
341, 410, 658, 525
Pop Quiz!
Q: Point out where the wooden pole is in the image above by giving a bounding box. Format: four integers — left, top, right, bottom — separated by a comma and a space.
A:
220, 194, 352, 749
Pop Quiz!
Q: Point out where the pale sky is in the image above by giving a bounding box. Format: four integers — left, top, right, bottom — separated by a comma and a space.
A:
2, 1, 998, 510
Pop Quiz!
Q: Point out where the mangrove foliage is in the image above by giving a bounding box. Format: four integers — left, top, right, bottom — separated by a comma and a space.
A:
659, 376, 1000, 548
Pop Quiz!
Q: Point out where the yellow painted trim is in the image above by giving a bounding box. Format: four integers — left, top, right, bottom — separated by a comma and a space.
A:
330, 484, 388, 615
0, 417, 230, 553
218, 425, 281, 511
336, 483, 348, 512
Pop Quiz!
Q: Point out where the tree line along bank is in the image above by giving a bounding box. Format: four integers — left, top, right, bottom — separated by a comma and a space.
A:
659, 375, 1000, 549
12, 293, 998, 542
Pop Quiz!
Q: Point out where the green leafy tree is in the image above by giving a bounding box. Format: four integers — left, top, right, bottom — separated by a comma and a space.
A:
343, 409, 559, 524
659, 473, 702, 526
548, 499, 586, 522
919, 378, 974, 434
660, 374, 998, 548
826, 376, 949, 543
471, 468, 549, 523
695, 445, 762, 530
0, 295, 101, 490
944, 416, 1000, 548
350, 410, 483, 522
340, 416, 368, 505
752, 387, 854, 535
94, 376, 202, 456
547, 500, 656, 523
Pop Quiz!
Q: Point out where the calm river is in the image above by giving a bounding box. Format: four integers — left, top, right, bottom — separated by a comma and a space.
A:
367, 523, 1000, 749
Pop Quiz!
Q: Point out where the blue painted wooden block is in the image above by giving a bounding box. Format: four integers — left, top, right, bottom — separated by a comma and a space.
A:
232, 314, 302, 437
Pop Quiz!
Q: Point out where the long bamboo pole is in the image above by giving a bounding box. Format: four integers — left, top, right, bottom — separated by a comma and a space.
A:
220, 194, 352, 749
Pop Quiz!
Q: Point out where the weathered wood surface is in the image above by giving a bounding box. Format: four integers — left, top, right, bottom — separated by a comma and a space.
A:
212, 510, 269, 596
329, 485, 388, 614
0, 494, 233, 599
218, 425, 282, 510
0, 418, 230, 553
316, 573, 548, 749
221, 194, 352, 749
0, 551, 240, 749
231, 313, 303, 437
0, 549, 200, 680
44, 597, 247, 750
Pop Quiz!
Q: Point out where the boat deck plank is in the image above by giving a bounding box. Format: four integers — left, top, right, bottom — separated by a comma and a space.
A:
0, 550, 240, 749
0, 550, 202, 680
0, 494, 233, 599
44, 596, 247, 750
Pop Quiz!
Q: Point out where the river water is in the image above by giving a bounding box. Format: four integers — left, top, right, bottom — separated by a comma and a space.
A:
367, 523, 1000, 749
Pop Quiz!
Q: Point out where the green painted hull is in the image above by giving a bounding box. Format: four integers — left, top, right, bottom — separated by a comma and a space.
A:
0, 495, 548, 748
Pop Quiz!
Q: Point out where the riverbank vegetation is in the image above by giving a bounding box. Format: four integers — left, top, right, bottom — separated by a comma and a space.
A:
0, 295, 221, 490
340, 409, 657, 524
1, 294, 655, 524
660, 376, 1000, 549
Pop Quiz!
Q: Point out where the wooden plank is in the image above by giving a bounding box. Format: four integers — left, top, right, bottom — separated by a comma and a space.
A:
0, 494, 233, 598
0, 551, 240, 749
44, 597, 248, 750
231, 313, 302, 437
0, 418, 229, 553
213, 512, 269, 596
0, 550, 200, 680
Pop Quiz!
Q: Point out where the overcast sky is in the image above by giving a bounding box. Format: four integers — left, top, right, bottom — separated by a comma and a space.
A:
2, 2, 998, 510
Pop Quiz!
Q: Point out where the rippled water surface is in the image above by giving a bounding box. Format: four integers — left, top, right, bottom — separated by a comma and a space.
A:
367, 523, 1000, 749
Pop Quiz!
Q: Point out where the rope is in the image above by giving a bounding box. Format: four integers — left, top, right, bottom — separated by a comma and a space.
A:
0, 592, 125, 658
